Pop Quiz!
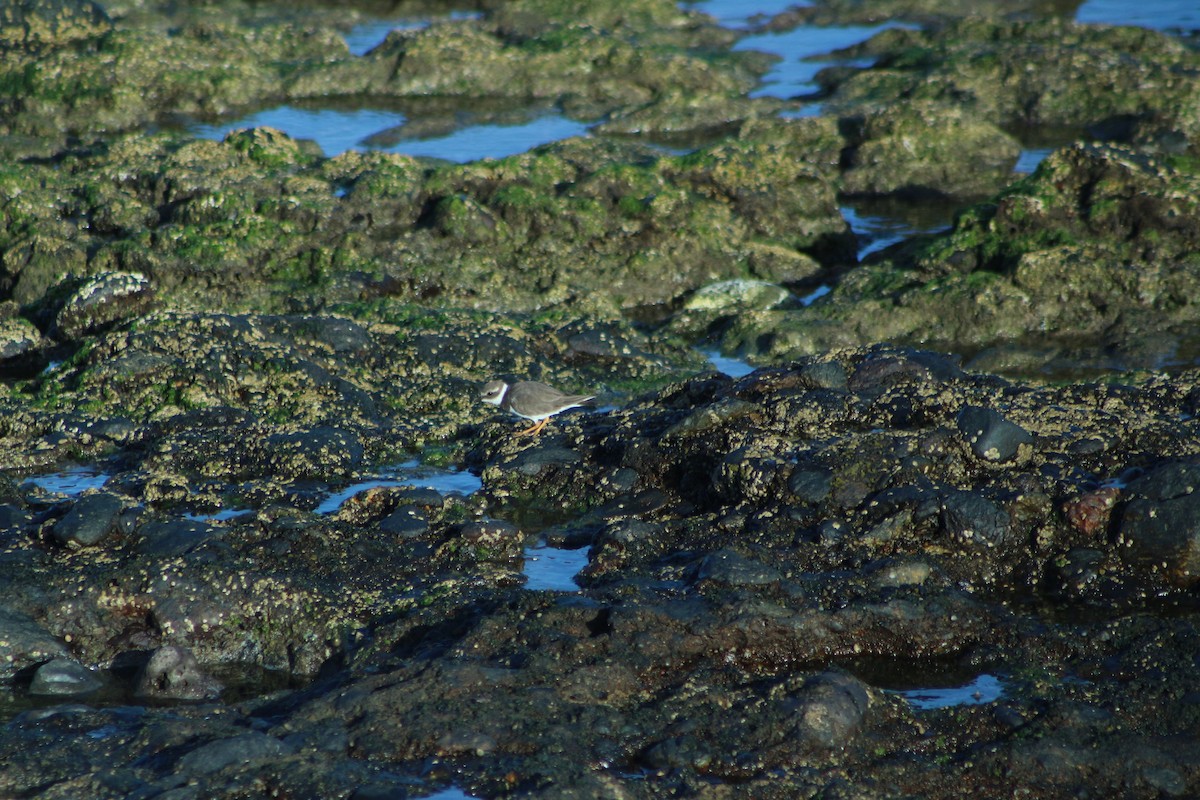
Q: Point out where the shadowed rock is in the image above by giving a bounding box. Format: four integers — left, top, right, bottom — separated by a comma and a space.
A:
135, 646, 222, 700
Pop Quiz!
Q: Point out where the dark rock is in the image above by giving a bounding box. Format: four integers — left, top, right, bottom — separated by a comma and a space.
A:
4, 236, 88, 306
940, 491, 1013, 550
0, 605, 69, 680
489, 446, 582, 483
28, 657, 104, 696
712, 448, 788, 504
263, 427, 365, 479
137, 518, 219, 557
665, 398, 758, 437
791, 671, 871, 748
175, 732, 292, 776
459, 519, 521, 547
798, 360, 848, 390
565, 327, 639, 359
789, 466, 833, 504
135, 645, 222, 700
694, 548, 782, 586
594, 488, 670, 519
641, 734, 712, 771
839, 100, 1020, 198
51, 491, 124, 547
850, 349, 963, 392
293, 316, 372, 355
586, 519, 665, 576
1118, 462, 1200, 587
54, 272, 154, 340
0, 317, 46, 365
1052, 547, 1107, 599
956, 406, 1033, 462
378, 505, 429, 538
817, 518, 848, 544
0, 503, 32, 533
394, 487, 445, 508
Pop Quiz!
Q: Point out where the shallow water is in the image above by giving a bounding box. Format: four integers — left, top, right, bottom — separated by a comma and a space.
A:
698, 348, 756, 378
1076, 0, 1200, 30
684, 0, 804, 29
842, 202, 954, 261
342, 11, 483, 57
522, 544, 590, 591
182, 508, 254, 522
422, 787, 482, 800
189, 105, 590, 162
21, 466, 111, 498
733, 22, 906, 104
1014, 148, 1053, 176
0, 661, 299, 722
899, 673, 1005, 710
315, 459, 482, 515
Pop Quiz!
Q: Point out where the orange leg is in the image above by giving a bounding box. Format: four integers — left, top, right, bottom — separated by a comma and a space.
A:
516, 418, 550, 437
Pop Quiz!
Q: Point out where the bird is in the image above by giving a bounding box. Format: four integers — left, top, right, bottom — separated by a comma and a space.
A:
479, 379, 594, 437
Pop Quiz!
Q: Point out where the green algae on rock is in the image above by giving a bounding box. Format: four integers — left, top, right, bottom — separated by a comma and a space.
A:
838, 100, 1021, 198
0, 0, 761, 148
707, 142, 1200, 373
819, 18, 1200, 135
1, 130, 850, 326
0, 0, 112, 51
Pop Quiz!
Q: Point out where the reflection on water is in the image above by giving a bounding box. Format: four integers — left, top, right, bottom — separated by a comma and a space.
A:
21, 467, 111, 497
846, 656, 1006, 710
684, 0, 805, 29
0, 662, 301, 723
342, 11, 484, 56
370, 115, 590, 161
190, 107, 402, 156
342, 19, 423, 56
189, 106, 589, 161
183, 508, 254, 523
698, 348, 755, 378
900, 673, 1005, 710
734, 23, 906, 102
1014, 148, 1053, 175
523, 544, 589, 591
1076, 0, 1199, 30
316, 460, 481, 515
842, 200, 955, 261
422, 786, 482, 800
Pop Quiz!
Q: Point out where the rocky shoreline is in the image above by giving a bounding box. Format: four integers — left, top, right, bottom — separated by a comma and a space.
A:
3, 0, 1200, 797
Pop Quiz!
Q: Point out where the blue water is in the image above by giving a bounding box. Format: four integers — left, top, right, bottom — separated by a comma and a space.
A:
1076, 0, 1199, 29
21, 467, 110, 497
373, 115, 589, 162
523, 544, 590, 591
900, 673, 1005, 710
190, 107, 589, 161
698, 348, 756, 378
690, 0, 1194, 31
316, 460, 482, 515
342, 11, 484, 56
1014, 148, 1053, 175
183, 508, 253, 522
842, 205, 952, 261
734, 24, 904, 101
684, 0, 803, 28
422, 787, 481, 800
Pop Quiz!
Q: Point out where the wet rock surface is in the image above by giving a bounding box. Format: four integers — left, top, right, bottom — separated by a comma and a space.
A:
2, 0, 1200, 797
